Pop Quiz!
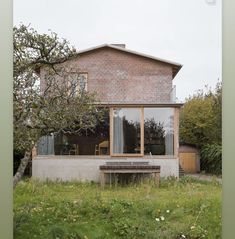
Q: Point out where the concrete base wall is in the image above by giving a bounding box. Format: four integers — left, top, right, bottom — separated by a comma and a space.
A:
32, 156, 179, 182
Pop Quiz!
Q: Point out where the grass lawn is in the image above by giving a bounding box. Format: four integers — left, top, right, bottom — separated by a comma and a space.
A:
14, 177, 221, 239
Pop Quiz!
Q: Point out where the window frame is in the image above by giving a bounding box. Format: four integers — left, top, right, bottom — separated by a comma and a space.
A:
36, 105, 179, 158
143, 107, 175, 156
77, 72, 88, 92
110, 107, 144, 157
110, 106, 178, 157
67, 72, 88, 95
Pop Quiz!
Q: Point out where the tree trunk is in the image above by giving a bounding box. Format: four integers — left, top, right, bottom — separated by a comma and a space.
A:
13, 150, 31, 188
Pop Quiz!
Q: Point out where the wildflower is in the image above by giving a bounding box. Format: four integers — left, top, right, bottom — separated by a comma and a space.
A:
160, 216, 165, 221
190, 225, 195, 230
181, 235, 186, 238
155, 218, 160, 222
166, 210, 170, 213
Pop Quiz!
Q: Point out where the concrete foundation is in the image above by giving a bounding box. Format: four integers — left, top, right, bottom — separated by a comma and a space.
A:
32, 156, 179, 182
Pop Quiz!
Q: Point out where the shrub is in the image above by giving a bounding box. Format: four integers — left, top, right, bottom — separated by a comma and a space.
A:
200, 144, 222, 175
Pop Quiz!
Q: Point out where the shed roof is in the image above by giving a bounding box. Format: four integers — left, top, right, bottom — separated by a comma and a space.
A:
179, 145, 199, 153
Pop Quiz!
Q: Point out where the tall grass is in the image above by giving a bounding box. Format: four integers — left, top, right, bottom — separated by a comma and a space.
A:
14, 178, 221, 239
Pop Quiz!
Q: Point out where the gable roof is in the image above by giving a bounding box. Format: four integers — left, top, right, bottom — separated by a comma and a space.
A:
75, 44, 183, 78
36, 44, 183, 79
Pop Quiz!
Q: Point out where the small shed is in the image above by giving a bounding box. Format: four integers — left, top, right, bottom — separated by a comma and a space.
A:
179, 145, 200, 173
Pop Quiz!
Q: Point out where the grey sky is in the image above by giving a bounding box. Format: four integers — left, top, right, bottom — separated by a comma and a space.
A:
14, 0, 221, 101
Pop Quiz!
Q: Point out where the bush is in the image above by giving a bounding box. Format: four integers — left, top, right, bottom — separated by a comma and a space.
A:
200, 144, 222, 175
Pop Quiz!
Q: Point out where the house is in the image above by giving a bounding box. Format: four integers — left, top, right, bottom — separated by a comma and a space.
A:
32, 44, 183, 181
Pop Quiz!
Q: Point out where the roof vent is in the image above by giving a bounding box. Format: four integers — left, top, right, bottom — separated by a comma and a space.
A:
110, 44, 126, 48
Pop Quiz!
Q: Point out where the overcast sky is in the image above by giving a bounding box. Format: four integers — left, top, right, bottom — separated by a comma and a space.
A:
14, 0, 221, 101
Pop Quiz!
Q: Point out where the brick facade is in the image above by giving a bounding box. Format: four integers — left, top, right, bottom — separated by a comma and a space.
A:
41, 46, 178, 104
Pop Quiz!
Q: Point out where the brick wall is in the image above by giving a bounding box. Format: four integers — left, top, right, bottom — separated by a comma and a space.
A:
41, 47, 174, 104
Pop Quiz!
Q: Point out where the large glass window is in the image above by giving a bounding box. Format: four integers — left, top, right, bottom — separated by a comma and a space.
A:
53, 110, 109, 155
144, 108, 174, 155
37, 107, 176, 157
112, 108, 141, 154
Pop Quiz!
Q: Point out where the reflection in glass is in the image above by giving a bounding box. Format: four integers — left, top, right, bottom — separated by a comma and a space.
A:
144, 108, 174, 155
113, 108, 141, 154
53, 110, 109, 155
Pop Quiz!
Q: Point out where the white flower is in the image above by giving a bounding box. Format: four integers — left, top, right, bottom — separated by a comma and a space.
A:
166, 210, 170, 213
160, 216, 165, 221
181, 235, 186, 238
190, 225, 195, 230
155, 218, 160, 222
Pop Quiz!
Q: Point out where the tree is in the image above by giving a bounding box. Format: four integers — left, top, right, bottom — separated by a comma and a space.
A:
179, 82, 222, 148
179, 82, 222, 174
13, 25, 104, 187
211, 81, 222, 143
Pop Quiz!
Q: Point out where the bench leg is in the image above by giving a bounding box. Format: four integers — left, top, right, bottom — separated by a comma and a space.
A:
100, 172, 105, 188
154, 173, 160, 187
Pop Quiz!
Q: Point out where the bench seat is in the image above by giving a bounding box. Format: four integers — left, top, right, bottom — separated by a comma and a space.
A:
99, 162, 160, 187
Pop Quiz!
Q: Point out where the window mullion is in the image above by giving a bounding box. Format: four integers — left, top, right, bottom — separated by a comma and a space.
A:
110, 107, 113, 156
141, 107, 144, 156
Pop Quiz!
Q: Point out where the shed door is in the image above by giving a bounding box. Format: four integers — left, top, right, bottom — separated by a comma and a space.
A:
179, 152, 197, 173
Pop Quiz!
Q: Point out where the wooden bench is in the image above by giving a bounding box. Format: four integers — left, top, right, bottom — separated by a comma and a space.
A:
99, 161, 160, 187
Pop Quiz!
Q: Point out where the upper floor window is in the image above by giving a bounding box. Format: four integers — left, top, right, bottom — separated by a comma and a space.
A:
68, 72, 88, 95
78, 73, 88, 92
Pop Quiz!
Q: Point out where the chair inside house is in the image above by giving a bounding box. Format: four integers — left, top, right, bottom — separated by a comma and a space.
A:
95, 140, 109, 155
69, 144, 79, 155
